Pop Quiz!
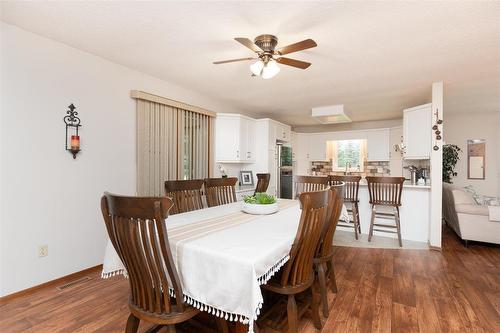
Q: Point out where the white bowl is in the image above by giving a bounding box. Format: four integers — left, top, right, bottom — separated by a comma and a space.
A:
241, 202, 279, 215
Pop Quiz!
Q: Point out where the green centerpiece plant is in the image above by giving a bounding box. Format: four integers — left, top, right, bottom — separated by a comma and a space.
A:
242, 193, 278, 215
243, 192, 277, 204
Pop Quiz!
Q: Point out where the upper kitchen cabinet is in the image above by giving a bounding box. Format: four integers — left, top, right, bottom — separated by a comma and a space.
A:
290, 132, 298, 160
276, 123, 291, 142
215, 114, 256, 163
308, 133, 329, 161
294, 133, 310, 160
366, 129, 390, 161
403, 104, 431, 159
269, 119, 291, 144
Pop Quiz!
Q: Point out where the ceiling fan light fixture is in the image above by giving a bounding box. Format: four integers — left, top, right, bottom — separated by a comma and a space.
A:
261, 59, 280, 79
250, 60, 264, 76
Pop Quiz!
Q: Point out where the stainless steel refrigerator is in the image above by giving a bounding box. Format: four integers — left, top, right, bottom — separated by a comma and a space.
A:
276, 144, 293, 199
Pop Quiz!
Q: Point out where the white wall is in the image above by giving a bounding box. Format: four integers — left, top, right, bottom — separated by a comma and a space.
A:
0, 23, 242, 296
445, 112, 500, 196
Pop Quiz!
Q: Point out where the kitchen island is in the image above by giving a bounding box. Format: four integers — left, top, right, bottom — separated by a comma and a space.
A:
354, 181, 430, 243
293, 176, 431, 243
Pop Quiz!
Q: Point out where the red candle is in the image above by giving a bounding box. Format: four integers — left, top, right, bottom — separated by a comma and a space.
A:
71, 135, 80, 150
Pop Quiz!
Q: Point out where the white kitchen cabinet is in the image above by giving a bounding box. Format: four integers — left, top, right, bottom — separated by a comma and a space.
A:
270, 121, 291, 144
295, 158, 310, 176
294, 133, 310, 160
403, 104, 432, 160
276, 124, 291, 142
290, 132, 298, 160
309, 134, 328, 161
366, 129, 390, 161
215, 114, 256, 163
245, 119, 256, 161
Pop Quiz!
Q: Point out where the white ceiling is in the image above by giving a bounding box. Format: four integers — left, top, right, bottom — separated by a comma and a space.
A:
2, 1, 499, 126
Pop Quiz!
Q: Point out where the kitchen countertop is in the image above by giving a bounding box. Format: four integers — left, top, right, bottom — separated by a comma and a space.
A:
300, 174, 431, 189
358, 180, 430, 189
235, 186, 255, 193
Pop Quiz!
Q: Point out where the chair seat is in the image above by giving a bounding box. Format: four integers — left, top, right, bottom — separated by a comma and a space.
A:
262, 274, 314, 295
129, 301, 200, 325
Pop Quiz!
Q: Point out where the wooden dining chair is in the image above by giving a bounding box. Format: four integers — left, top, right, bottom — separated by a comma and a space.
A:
100, 193, 199, 333
259, 189, 329, 333
329, 175, 362, 239
254, 173, 271, 195
366, 176, 405, 247
204, 177, 238, 207
165, 179, 204, 214
314, 185, 344, 318
294, 175, 329, 199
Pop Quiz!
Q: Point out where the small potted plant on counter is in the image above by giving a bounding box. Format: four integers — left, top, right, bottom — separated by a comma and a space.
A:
241, 193, 278, 215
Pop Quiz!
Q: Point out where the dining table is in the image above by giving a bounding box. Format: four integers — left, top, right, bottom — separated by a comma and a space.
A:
102, 198, 348, 333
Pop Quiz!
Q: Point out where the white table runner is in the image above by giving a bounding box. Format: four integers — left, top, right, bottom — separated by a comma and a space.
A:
102, 199, 349, 333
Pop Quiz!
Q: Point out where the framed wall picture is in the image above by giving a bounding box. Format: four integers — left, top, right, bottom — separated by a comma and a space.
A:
467, 139, 485, 180
240, 170, 254, 186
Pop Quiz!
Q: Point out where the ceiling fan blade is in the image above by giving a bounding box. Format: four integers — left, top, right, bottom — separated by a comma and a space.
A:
213, 57, 255, 64
276, 39, 317, 55
234, 37, 263, 53
276, 57, 311, 69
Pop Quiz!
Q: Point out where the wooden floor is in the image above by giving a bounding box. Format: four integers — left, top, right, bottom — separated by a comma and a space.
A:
1, 226, 499, 332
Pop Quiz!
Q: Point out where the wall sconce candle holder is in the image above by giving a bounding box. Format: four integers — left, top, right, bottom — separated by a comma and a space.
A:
63, 103, 82, 159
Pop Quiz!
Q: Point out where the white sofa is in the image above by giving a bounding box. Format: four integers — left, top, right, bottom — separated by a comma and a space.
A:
442, 183, 500, 245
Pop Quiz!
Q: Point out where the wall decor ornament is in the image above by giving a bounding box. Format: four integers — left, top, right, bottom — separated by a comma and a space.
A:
63, 103, 81, 159
432, 108, 443, 151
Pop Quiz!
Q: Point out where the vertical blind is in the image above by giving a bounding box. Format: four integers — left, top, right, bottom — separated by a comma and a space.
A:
134, 91, 214, 196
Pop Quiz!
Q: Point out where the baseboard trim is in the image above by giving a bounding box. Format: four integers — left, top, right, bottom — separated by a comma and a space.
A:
0, 264, 103, 304
428, 244, 442, 252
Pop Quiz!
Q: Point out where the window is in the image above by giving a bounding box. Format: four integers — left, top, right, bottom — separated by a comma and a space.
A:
133, 91, 214, 196
328, 139, 366, 171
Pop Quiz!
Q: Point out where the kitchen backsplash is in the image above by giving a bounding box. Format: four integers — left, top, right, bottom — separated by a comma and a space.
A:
310, 160, 390, 177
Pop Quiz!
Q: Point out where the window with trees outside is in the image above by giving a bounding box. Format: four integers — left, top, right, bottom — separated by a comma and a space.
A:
328, 139, 366, 171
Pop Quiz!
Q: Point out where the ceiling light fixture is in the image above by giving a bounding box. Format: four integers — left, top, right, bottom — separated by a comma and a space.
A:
261, 59, 280, 79
249, 59, 280, 79
250, 60, 264, 76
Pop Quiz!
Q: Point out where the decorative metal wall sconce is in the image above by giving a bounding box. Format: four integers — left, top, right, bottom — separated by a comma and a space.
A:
393, 136, 406, 156
432, 108, 443, 151
63, 103, 81, 159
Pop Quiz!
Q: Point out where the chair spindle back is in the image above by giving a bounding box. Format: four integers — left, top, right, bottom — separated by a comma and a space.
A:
280, 189, 330, 287
165, 179, 204, 214
366, 176, 405, 206
101, 193, 185, 316
204, 177, 238, 207
254, 173, 271, 195
316, 186, 344, 259
329, 175, 361, 203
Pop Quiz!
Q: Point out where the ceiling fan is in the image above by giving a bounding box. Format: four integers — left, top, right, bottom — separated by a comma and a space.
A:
213, 35, 317, 79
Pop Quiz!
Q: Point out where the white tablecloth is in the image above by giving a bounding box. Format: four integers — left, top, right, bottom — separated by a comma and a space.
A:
102, 199, 349, 333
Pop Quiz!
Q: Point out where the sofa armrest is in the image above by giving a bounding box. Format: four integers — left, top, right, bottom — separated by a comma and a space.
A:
455, 204, 489, 216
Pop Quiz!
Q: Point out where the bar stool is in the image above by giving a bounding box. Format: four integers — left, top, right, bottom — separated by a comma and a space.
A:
366, 176, 405, 247
329, 175, 362, 239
